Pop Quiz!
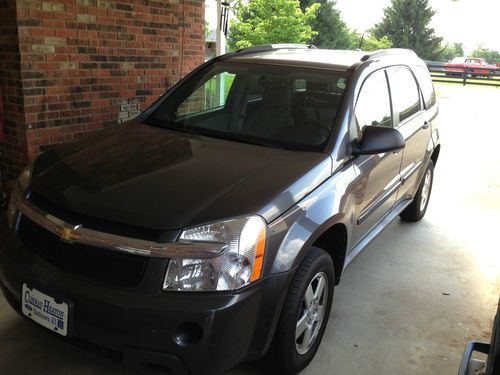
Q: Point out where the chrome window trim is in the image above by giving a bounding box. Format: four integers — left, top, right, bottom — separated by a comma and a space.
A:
18, 198, 226, 259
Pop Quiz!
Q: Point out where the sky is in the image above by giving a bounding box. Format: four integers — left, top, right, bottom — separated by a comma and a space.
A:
336, 0, 500, 53
206, 0, 500, 54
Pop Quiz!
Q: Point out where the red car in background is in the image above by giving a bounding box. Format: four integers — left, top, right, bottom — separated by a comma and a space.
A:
444, 57, 497, 78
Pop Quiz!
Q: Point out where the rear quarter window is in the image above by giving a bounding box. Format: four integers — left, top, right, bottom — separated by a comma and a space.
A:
415, 66, 436, 108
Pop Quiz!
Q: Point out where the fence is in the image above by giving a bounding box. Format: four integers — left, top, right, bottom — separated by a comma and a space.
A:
427, 63, 500, 88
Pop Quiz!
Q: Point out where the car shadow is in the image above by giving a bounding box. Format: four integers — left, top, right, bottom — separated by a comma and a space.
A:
228, 355, 278, 375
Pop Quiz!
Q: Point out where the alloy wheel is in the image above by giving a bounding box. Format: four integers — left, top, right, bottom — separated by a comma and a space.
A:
420, 168, 432, 212
295, 272, 328, 355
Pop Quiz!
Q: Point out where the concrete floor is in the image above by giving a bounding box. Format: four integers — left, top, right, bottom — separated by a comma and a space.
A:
1, 83, 500, 374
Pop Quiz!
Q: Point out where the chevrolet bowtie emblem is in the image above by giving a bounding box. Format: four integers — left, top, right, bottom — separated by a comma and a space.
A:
55, 224, 82, 242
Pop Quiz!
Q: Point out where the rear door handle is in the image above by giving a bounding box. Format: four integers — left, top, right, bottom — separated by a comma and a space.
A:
422, 121, 430, 129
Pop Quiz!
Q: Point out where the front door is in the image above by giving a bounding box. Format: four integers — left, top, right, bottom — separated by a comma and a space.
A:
350, 69, 403, 247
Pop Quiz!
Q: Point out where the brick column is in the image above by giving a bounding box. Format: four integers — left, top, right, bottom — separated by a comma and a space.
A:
0, 0, 205, 184
0, 0, 29, 184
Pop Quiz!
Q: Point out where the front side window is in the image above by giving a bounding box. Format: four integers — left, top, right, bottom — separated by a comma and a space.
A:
387, 66, 422, 123
354, 69, 392, 139
465, 59, 480, 64
145, 62, 349, 151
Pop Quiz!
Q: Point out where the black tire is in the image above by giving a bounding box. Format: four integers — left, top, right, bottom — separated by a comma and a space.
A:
486, 300, 500, 375
273, 247, 334, 375
400, 160, 434, 222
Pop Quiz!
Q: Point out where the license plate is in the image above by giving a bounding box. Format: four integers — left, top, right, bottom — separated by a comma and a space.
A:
21, 284, 69, 336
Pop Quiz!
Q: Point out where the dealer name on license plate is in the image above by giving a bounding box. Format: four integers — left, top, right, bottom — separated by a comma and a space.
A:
21, 284, 69, 336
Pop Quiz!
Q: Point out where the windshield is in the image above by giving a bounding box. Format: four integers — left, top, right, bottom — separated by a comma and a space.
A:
145, 62, 349, 151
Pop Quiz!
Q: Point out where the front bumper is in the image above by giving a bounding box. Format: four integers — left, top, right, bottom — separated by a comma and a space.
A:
0, 221, 293, 375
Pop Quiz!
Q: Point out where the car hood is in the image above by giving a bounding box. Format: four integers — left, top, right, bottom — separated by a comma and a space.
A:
29, 122, 332, 230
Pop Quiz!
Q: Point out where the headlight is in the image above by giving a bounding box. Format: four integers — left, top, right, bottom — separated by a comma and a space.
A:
163, 216, 267, 292
6, 161, 34, 230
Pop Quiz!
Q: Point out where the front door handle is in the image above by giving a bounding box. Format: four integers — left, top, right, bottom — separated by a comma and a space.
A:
422, 121, 430, 129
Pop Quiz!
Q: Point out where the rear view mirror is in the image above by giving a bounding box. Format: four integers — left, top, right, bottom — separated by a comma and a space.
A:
352, 126, 405, 155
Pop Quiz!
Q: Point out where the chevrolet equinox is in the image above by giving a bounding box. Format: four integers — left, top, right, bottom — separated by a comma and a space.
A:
1, 45, 440, 375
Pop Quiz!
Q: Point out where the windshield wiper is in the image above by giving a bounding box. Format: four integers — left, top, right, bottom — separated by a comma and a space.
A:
196, 130, 284, 149
144, 119, 199, 135
144, 119, 283, 148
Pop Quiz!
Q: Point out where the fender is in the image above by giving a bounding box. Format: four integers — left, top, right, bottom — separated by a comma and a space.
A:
269, 163, 358, 275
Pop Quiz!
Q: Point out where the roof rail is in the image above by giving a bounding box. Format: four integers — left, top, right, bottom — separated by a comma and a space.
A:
360, 48, 418, 62
217, 44, 317, 60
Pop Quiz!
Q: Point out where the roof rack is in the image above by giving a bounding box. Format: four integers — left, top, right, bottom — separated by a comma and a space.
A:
360, 48, 418, 62
217, 44, 317, 60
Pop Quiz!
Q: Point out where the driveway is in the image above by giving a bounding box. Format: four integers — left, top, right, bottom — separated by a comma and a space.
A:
1, 84, 499, 374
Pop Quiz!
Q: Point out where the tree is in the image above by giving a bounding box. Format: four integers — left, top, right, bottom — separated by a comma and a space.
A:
439, 42, 464, 62
350, 32, 393, 51
298, 0, 351, 49
228, 0, 320, 50
362, 35, 393, 51
371, 0, 443, 60
470, 46, 500, 63
204, 21, 210, 39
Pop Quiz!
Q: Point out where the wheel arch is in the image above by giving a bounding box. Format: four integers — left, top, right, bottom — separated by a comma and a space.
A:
311, 223, 348, 285
430, 144, 440, 167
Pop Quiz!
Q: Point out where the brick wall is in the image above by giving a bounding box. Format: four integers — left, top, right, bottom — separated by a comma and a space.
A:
0, 0, 29, 182
0, 0, 205, 182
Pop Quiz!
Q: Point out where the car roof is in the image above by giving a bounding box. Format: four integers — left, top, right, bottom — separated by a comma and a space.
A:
220, 45, 422, 72
229, 49, 367, 71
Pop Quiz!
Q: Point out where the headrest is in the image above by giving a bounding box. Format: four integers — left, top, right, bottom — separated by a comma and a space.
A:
306, 81, 329, 92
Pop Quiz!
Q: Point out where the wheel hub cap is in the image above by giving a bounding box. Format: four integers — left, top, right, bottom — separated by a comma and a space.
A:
295, 272, 328, 355
420, 169, 432, 212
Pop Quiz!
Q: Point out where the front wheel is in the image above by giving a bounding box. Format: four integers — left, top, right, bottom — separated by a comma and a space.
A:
400, 160, 434, 222
273, 247, 334, 375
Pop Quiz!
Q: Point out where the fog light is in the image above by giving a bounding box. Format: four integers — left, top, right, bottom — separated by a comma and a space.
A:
174, 322, 203, 346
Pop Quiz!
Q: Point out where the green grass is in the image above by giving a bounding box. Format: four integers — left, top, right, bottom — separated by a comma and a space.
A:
204, 73, 236, 108
224, 73, 235, 98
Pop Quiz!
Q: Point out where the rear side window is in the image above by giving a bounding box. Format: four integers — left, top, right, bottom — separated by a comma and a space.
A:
387, 67, 421, 123
354, 69, 392, 138
415, 66, 436, 108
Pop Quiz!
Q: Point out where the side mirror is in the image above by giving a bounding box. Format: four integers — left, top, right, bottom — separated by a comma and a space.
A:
352, 126, 405, 156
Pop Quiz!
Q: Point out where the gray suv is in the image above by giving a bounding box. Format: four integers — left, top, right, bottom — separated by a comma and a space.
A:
1, 45, 440, 374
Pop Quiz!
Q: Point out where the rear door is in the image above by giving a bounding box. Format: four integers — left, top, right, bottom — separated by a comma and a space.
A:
386, 66, 431, 202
